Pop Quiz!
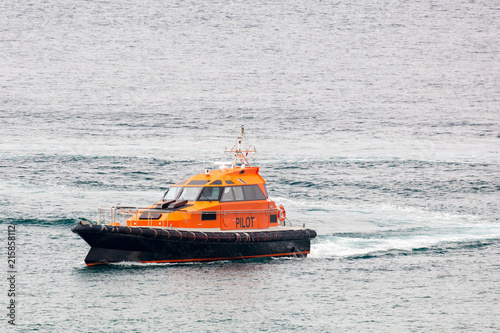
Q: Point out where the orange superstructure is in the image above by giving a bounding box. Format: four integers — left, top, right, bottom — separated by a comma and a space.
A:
126, 165, 281, 230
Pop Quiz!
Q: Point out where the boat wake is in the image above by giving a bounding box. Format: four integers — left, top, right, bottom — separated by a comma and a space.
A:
310, 222, 500, 259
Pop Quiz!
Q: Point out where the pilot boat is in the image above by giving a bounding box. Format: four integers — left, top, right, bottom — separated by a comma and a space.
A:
72, 126, 317, 265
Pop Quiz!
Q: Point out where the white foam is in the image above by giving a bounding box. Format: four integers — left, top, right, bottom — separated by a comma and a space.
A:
310, 222, 500, 259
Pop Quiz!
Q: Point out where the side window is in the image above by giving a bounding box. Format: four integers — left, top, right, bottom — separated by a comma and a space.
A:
233, 186, 244, 201
242, 185, 266, 200
220, 185, 267, 202
198, 187, 221, 201
220, 187, 235, 202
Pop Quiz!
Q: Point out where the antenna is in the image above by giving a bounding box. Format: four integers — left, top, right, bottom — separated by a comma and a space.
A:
224, 125, 257, 168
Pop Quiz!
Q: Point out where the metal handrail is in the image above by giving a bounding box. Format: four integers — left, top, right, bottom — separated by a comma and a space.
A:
96, 205, 285, 227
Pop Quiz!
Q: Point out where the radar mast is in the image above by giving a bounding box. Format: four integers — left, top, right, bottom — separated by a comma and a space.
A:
224, 125, 257, 168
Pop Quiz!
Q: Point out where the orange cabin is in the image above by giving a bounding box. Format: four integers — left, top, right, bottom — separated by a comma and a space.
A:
126, 166, 283, 230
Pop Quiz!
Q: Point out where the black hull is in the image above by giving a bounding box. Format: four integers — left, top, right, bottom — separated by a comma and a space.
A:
72, 224, 317, 265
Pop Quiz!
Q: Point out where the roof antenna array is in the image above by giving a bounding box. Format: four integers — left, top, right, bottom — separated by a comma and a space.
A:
224, 125, 257, 168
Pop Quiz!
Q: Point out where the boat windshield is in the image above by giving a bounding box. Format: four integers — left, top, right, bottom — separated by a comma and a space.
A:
163, 186, 183, 201
177, 187, 203, 201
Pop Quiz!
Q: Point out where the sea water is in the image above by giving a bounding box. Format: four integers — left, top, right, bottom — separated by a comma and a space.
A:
1, 0, 499, 331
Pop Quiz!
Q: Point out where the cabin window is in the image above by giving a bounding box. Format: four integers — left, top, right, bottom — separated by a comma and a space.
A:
220, 185, 267, 202
233, 186, 245, 201
243, 185, 267, 200
163, 186, 183, 201
177, 187, 203, 201
220, 187, 235, 202
198, 187, 222, 201
188, 180, 210, 185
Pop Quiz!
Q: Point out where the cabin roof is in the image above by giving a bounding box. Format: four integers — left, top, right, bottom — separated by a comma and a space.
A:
174, 166, 265, 186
